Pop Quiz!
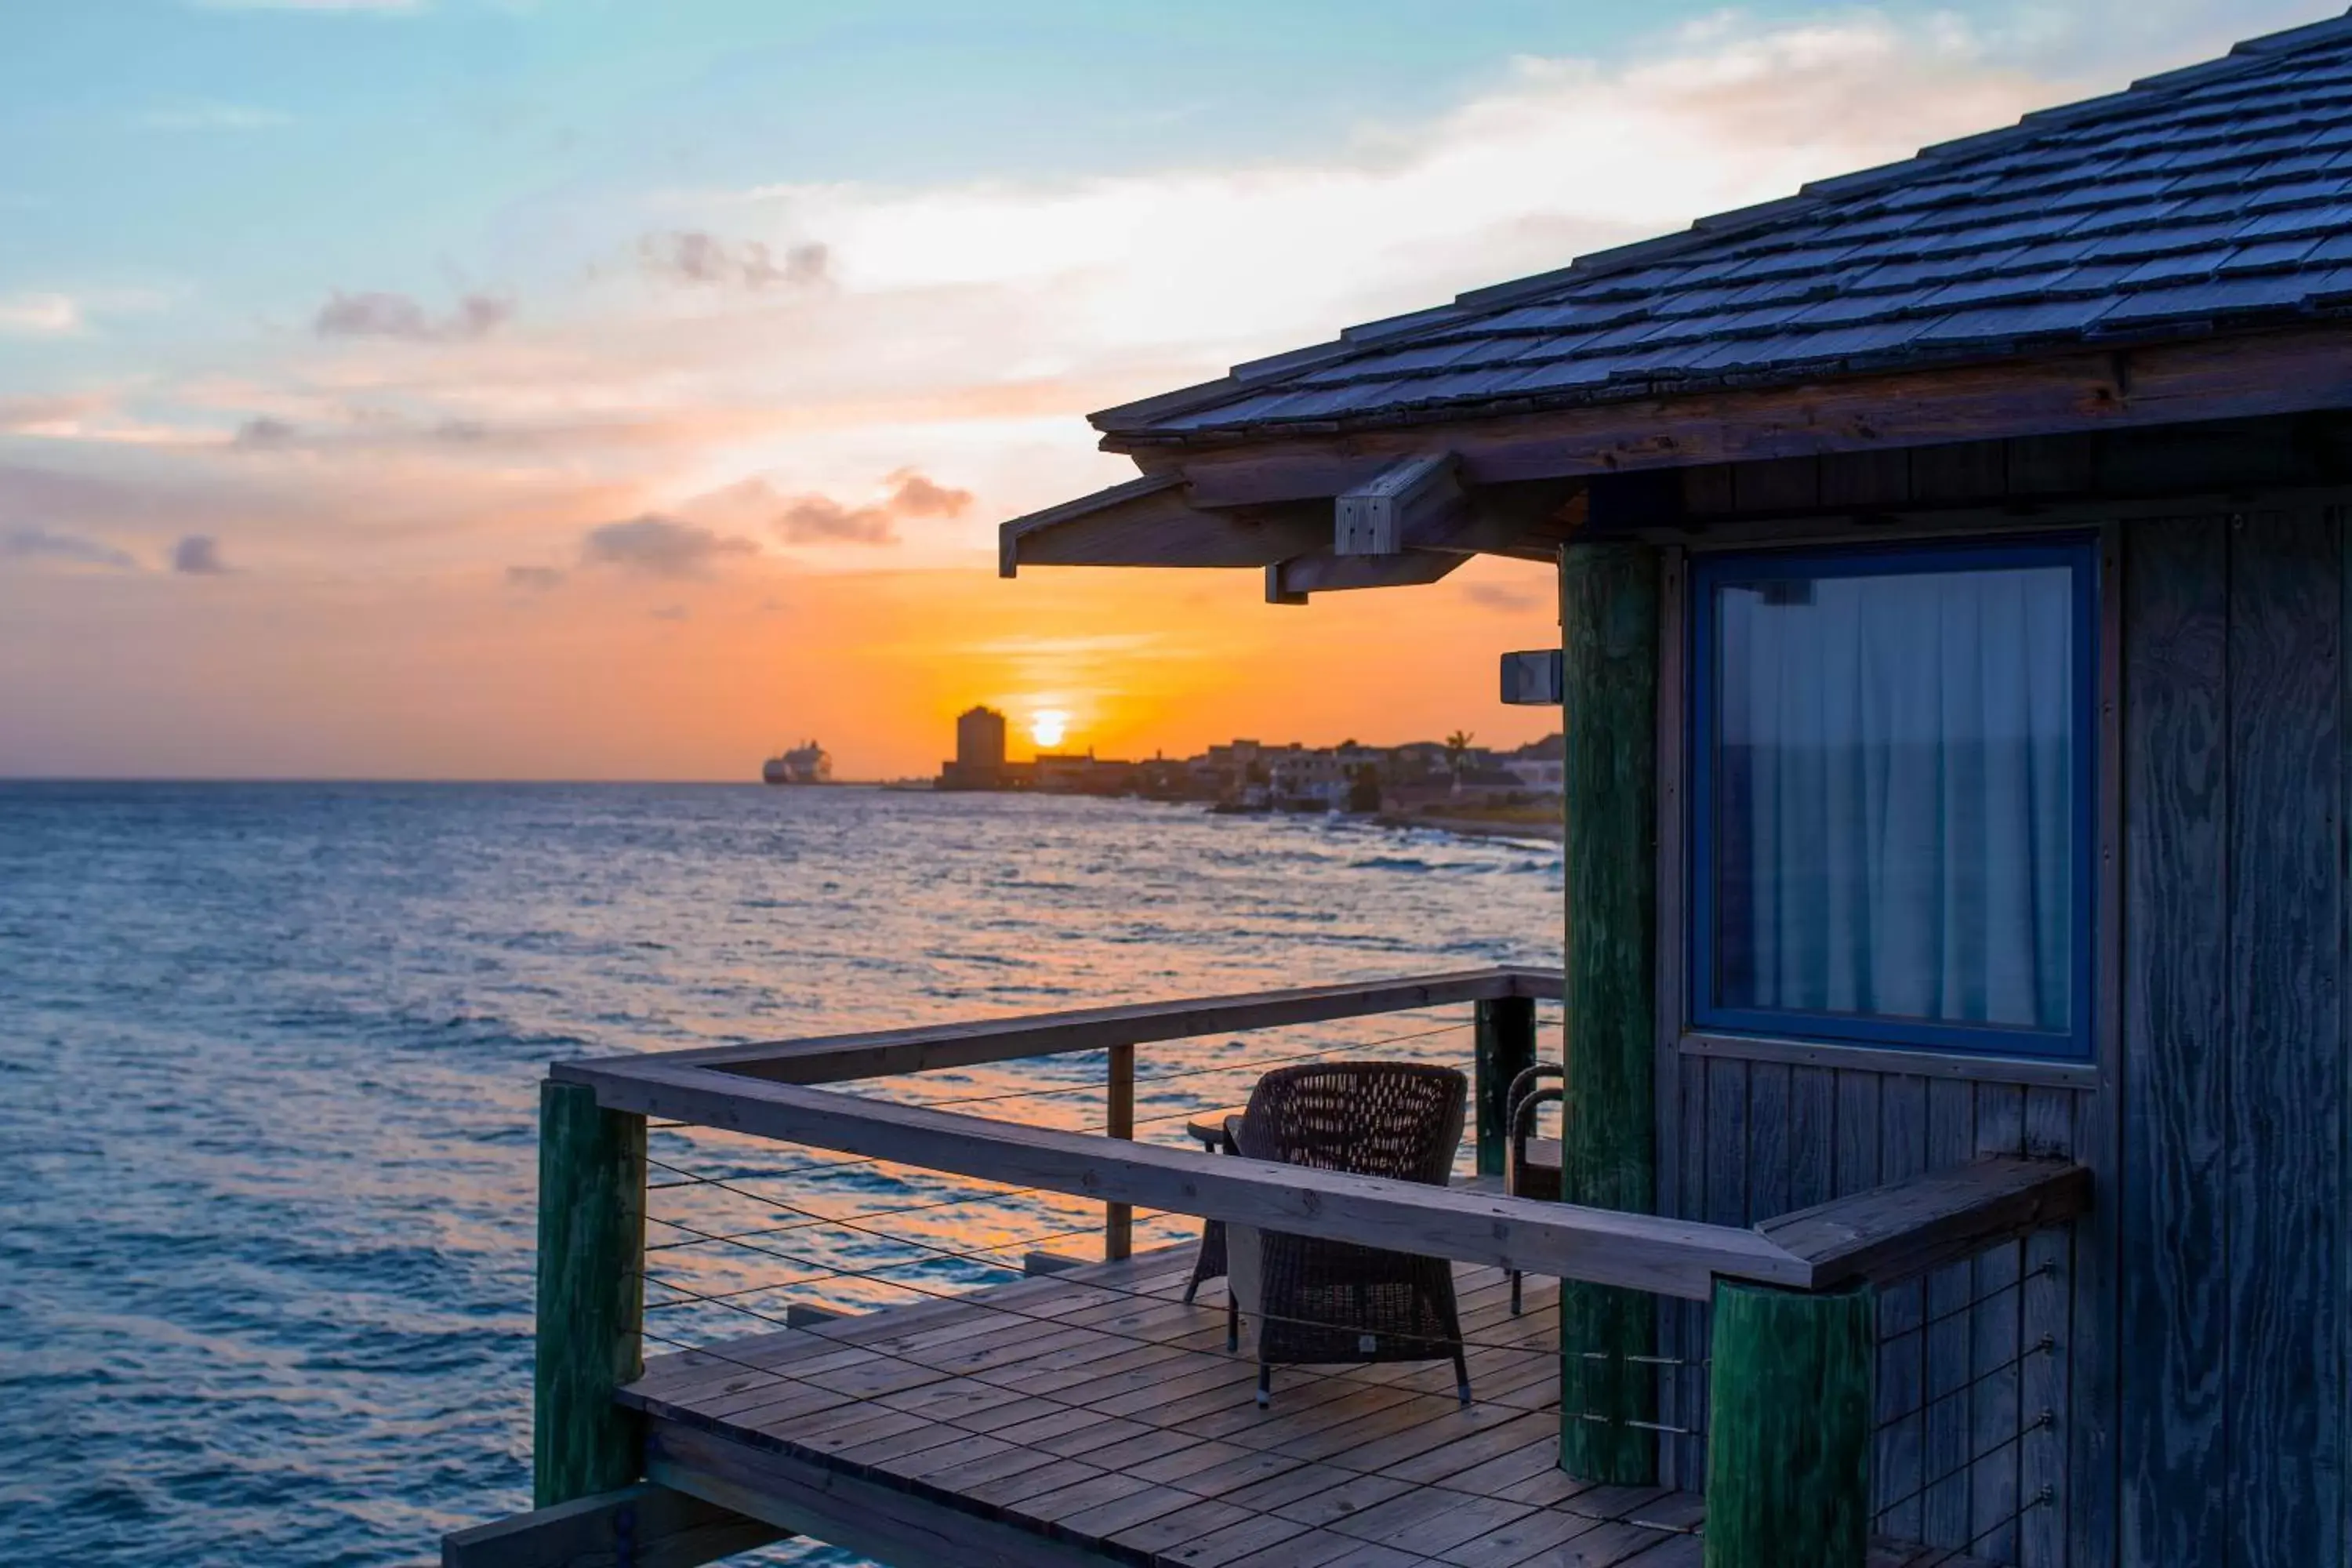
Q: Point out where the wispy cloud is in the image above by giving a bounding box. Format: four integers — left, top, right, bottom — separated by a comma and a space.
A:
1462, 581, 1541, 612
172, 535, 229, 574
0, 394, 107, 433
135, 101, 292, 132
580, 516, 757, 579
0, 293, 83, 337
0, 286, 172, 340
670, 470, 976, 549
639, 232, 829, 291
190, 0, 421, 11
2, 527, 136, 570
504, 564, 564, 591
233, 416, 300, 448
314, 289, 514, 342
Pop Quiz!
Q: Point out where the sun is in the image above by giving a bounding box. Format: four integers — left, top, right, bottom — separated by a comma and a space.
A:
1029, 709, 1069, 749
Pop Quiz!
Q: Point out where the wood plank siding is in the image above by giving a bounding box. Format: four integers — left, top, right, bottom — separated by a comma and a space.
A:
1654, 508, 2352, 1568
2121, 511, 2347, 1568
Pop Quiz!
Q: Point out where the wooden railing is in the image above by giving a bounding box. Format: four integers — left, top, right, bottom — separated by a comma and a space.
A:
510, 966, 2091, 1568
639, 964, 1559, 1082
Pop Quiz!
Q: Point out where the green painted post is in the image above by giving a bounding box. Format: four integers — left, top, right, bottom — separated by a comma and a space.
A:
1474, 996, 1537, 1179
1704, 1279, 1875, 1568
533, 1079, 648, 1508
1558, 540, 1661, 1484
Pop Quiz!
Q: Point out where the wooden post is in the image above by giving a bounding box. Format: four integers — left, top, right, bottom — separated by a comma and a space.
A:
1704, 1279, 1875, 1568
1558, 540, 1661, 1483
1474, 995, 1537, 1179
1105, 1044, 1134, 1261
534, 1079, 648, 1508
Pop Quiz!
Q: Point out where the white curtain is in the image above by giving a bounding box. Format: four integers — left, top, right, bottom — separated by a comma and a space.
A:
1714, 563, 2074, 1033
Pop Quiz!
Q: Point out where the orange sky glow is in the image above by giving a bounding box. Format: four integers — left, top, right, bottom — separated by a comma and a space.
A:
1, 545, 1562, 779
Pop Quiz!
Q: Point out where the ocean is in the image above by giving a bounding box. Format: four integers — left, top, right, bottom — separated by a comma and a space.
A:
0, 782, 1563, 1566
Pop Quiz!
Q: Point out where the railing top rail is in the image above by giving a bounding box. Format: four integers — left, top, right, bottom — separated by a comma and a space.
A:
557, 1053, 2091, 1299
1759, 1154, 2092, 1289
558, 1055, 1802, 1299
573, 964, 1563, 1086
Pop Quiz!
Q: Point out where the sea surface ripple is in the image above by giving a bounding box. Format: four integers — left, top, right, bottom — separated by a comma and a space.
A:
0, 782, 1561, 1566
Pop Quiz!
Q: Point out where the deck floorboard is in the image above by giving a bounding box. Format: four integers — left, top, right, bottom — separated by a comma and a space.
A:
626, 1244, 1998, 1567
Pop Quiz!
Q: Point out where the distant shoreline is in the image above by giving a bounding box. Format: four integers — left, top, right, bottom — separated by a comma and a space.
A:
1377, 811, 1563, 845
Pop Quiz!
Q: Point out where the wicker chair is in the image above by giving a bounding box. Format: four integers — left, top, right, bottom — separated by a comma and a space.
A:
1227, 1062, 1471, 1407
1504, 1062, 1565, 1315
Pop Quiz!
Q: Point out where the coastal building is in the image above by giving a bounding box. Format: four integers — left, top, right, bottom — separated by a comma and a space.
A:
956, 705, 1006, 772
1266, 746, 1348, 808
1502, 732, 1566, 794
936, 704, 1012, 789
450, 19, 2352, 1568
1032, 750, 1137, 794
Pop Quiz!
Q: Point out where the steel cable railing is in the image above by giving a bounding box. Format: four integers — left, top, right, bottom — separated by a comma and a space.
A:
1869, 1239, 2065, 1566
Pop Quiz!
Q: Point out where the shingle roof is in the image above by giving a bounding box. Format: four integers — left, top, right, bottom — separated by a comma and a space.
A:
1094, 12, 2352, 445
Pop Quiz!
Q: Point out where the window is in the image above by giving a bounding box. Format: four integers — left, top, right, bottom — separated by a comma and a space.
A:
1690, 537, 2097, 1059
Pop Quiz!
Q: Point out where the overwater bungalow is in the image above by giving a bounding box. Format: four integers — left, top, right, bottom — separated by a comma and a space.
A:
450, 14, 2352, 1566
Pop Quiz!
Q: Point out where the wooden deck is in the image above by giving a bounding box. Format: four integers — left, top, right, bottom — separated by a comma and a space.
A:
623, 1246, 1995, 1568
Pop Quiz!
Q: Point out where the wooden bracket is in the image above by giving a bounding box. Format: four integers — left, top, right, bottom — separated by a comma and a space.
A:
1265, 547, 1467, 603
1334, 453, 1463, 555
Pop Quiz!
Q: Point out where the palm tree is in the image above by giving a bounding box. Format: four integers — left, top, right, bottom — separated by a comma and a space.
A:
1443, 730, 1474, 796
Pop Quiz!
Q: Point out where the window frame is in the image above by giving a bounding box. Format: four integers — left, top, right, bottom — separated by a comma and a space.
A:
1685, 533, 2102, 1062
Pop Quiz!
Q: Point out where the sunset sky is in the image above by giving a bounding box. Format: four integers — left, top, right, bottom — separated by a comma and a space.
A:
0, 0, 2314, 779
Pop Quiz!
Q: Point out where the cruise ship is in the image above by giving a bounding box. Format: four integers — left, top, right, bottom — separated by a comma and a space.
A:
760, 741, 832, 785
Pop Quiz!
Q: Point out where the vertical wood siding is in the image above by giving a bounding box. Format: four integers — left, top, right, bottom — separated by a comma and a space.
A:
2120, 516, 2230, 1566
2116, 510, 2346, 1567
2222, 514, 2343, 1567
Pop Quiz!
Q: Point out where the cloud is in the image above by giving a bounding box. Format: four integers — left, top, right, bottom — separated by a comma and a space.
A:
0, 394, 105, 432
649, 604, 690, 622
670, 470, 975, 548
233, 416, 299, 448
190, 0, 420, 10
136, 102, 291, 131
172, 535, 228, 574
1462, 582, 1541, 612
314, 289, 514, 342
505, 564, 565, 591
640, 232, 829, 291
2, 527, 135, 569
774, 493, 895, 544
581, 515, 757, 579
0, 293, 82, 337
882, 468, 973, 519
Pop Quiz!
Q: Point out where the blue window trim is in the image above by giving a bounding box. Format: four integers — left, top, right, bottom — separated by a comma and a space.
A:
1687, 535, 2100, 1062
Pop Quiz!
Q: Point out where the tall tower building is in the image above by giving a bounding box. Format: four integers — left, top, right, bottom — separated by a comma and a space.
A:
956, 706, 1007, 772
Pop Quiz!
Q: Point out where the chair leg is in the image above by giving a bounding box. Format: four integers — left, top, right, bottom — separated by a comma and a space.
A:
1453, 1347, 1472, 1407
1257, 1362, 1272, 1408
1185, 1218, 1226, 1305
1227, 1298, 1240, 1354
1510, 1271, 1523, 1316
